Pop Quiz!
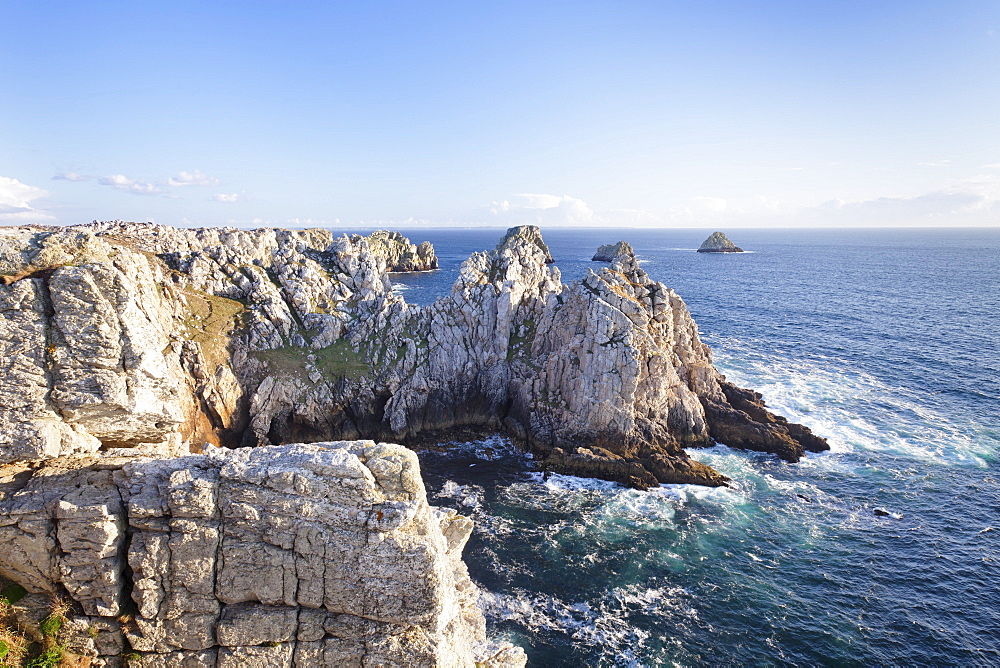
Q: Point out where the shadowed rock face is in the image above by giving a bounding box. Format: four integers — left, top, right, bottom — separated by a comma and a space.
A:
0, 221, 825, 490
698, 231, 744, 253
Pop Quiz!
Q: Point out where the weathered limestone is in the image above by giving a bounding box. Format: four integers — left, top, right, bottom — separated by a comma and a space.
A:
0, 442, 523, 666
0, 221, 825, 489
697, 231, 744, 253
359, 230, 439, 272
0, 220, 826, 663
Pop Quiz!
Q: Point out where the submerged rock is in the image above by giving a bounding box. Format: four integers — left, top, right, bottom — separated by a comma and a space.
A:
591, 241, 634, 262
697, 231, 744, 253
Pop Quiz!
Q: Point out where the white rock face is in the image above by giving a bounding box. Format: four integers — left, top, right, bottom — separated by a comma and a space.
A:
0, 220, 826, 663
0, 221, 824, 487
0, 442, 524, 666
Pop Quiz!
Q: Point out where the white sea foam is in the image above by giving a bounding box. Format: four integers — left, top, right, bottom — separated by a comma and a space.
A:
654, 481, 746, 506
479, 584, 699, 665
435, 480, 482, 508
437, 433, 528, 461
525, 471, 623, 492
708, 336, 995, 467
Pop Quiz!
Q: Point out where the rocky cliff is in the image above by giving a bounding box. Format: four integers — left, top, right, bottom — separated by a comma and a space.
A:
0, 441, 524, 666
0, 221, 825, 488
359, 230, 438, 272
0, 220, 826, 664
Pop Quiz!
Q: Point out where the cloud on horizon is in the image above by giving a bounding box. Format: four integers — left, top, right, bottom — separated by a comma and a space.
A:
0, 176, 54, 222
211, 193, 245, 203
796, 173, 1000, 226
488, 193, 596, 226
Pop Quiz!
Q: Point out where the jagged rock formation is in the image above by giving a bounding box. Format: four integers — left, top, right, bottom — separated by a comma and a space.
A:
0, 220, 830, 664
0, 442, 525, 666
0, 221, 824, 489
697, 231, 744, 253
591, 241, 633, 262
357, 230, 438, 272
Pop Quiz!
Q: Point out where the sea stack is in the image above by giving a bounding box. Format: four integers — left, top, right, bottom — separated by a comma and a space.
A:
592, 240, 634, 262
697, 231, 744, 253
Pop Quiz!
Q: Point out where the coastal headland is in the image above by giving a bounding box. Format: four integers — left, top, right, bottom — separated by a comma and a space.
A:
0, 222, 825, 665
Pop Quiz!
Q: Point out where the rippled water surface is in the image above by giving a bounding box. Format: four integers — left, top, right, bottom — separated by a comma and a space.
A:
382, 227, 1000, 666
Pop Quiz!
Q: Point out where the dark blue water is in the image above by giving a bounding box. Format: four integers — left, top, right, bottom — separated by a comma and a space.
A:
381, 227, 1000, 666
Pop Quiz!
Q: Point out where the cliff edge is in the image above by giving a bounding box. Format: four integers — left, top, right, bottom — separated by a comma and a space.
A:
0, 441, 525, 666
0, 222, 826, 489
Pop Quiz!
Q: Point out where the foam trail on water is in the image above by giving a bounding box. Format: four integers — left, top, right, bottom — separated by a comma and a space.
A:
707, 335, 996, 467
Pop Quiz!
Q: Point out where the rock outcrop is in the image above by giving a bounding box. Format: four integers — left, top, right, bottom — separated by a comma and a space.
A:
0, 221, 825, 489
0, 442, 525, 666
591, 241, 633, 262
697, 231, 744, 253
358, 230, 438, 272
0, 219, 827, 662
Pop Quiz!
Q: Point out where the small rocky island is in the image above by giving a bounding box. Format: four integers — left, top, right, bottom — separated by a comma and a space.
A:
697, 231, 744, 253
591, 240, 633, 262
0, 221, 824, 665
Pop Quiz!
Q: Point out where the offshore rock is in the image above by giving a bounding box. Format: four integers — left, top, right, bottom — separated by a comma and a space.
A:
0, 442, 525, 666
0, 221, 826, 489
697, 231, 744, 253
591, 240, 633, 262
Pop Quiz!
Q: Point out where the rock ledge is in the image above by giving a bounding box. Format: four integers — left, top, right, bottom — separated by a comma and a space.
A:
0, 442, 525, 667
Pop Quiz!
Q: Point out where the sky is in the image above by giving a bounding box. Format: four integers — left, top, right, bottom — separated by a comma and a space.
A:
2, 1, 999, 229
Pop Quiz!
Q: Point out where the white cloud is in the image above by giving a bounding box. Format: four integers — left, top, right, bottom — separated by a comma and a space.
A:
796, 174, 1000, 226
98, 174, 162, 195
488, 193, 595, 226
52, 171, 91, 182
211, 193, 244, 203
168, 169, 221, 187
0, 176, 55, 222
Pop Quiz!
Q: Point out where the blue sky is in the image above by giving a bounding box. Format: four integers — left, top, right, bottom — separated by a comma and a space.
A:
2, 1, 999, 228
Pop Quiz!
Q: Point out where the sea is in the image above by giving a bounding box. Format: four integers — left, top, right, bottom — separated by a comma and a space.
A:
379, 227, 1000, 666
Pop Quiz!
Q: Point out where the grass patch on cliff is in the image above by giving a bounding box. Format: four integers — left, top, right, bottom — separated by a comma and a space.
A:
179, 288, 245, 369
254, 339, 371, 381
0, 595, 67, 668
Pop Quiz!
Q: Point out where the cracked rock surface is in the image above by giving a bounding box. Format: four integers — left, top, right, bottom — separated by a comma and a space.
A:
0, 442, 524, 666
0, 221, 825, 488
0, 220, 827, 664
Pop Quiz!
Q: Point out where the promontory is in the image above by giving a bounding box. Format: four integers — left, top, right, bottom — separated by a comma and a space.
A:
0, 221, 825, 665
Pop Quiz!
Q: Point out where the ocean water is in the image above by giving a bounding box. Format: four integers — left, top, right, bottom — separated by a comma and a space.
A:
387, 227, 1000, 666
